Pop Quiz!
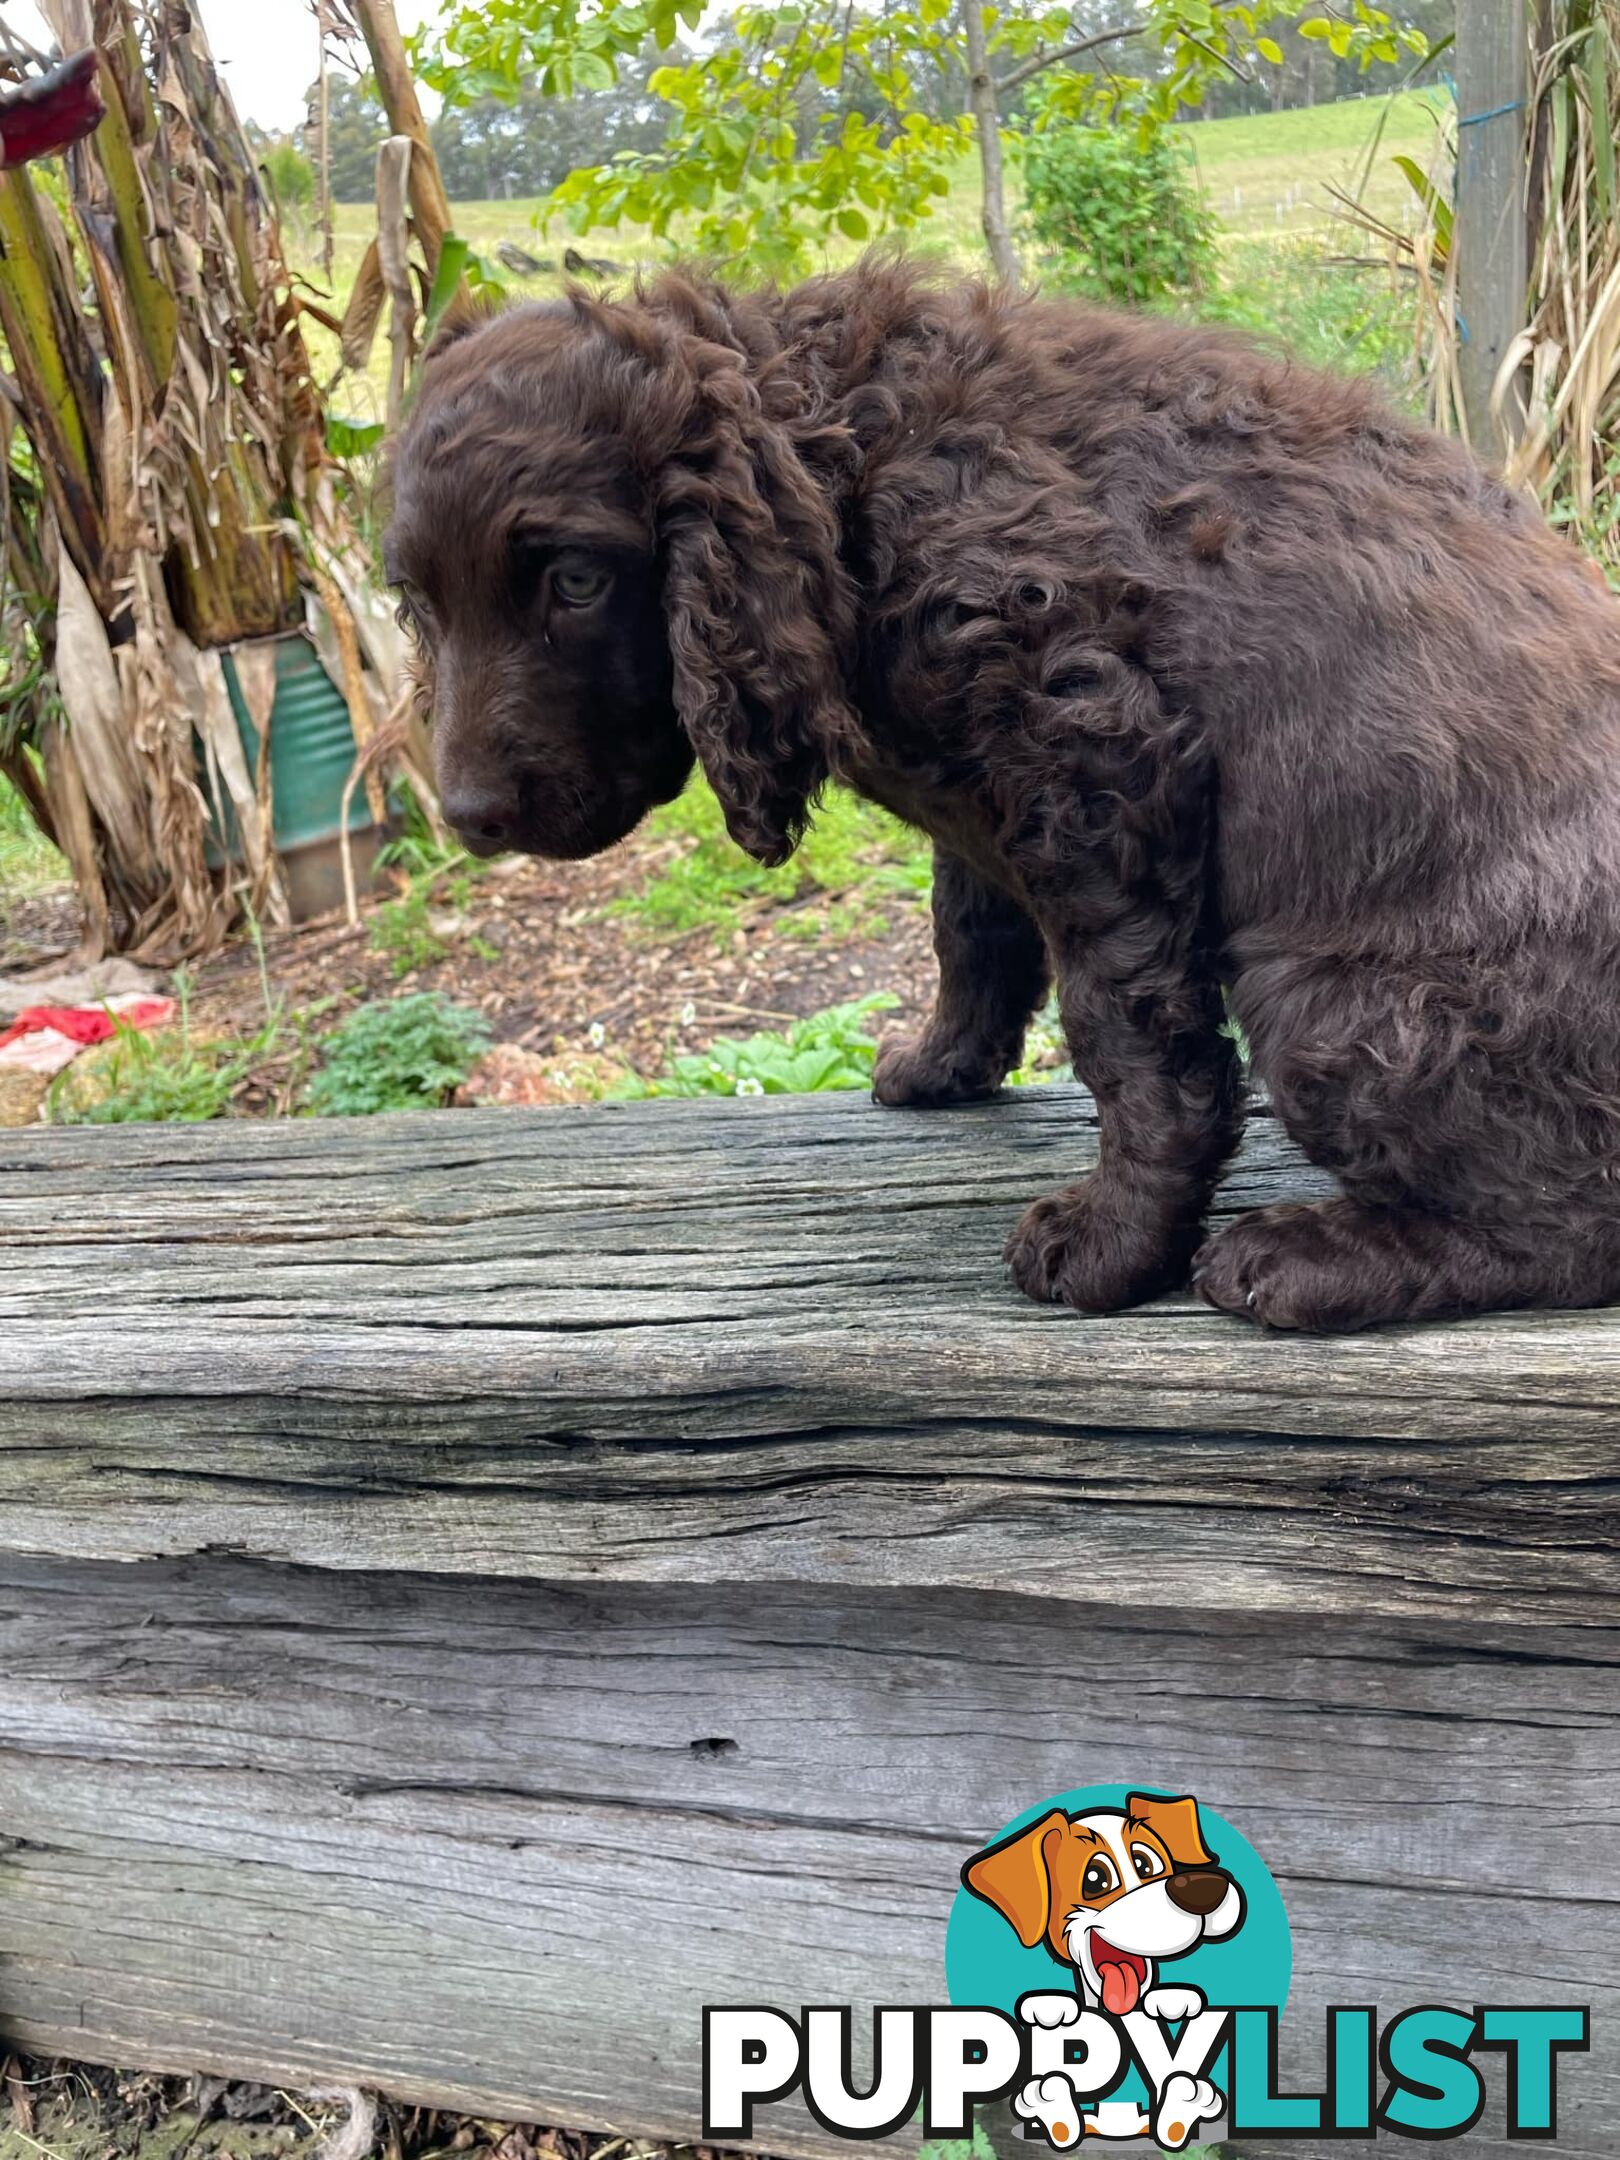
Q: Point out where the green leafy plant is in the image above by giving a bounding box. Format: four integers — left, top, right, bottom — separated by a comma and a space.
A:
306, 992, 494, 1116
616, 994, 898, 1098
369, 814, 490, 976
0, 762, 63, 900
325, 413, 389, 460
1023, 123, 1216, 304
1006, 997, 1073, 1087
376, 789, 476, 883
609, 781, 931, 944
48, 976, 240, 1125
47, 936, 325, 1125
370, 883, 454, 977
1548, 447, 1620, 587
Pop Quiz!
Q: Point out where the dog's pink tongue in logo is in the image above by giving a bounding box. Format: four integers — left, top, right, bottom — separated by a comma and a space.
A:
1090, 1935, 1148, 2017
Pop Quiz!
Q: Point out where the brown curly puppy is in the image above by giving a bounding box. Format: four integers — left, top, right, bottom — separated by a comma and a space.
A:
384, 258, 1620, 1332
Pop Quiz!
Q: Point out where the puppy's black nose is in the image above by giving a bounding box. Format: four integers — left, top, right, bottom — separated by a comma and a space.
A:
1165, 1868, 1230, 1916
442, 787, 514, 854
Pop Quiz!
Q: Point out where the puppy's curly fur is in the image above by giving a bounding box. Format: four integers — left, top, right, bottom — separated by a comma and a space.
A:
386, 257, 1620, 1331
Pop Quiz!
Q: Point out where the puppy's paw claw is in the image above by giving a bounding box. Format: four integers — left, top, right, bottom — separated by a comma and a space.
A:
1196, 1200, 1414, 1331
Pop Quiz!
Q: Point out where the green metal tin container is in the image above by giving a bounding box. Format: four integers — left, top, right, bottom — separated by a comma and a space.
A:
212, 632, 380, 920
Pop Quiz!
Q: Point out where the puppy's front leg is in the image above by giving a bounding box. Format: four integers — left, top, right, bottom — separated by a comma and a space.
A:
873, 845, 1049, 1106
1005, 904, 1241, 1314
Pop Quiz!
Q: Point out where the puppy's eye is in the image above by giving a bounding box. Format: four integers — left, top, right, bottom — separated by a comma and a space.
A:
1081, 1858, 1118, 1899
1130, 1844, 1165, 1882
552, 559, 611, 608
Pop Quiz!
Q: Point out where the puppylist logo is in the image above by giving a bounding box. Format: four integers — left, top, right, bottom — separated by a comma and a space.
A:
702, 1786, 1590, 2147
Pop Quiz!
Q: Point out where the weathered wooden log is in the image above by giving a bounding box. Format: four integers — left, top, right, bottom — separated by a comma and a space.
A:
0, 1087, 1614, 2158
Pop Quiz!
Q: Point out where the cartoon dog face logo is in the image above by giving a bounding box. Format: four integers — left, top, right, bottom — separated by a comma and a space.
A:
962, 1792, 1245, 2016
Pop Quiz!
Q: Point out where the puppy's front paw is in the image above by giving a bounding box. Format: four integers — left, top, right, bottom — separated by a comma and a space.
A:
1152, 2074, 1222, 2151
1142, 1985, 1204, 2024
872, 1033, 999, 1108
1014, 2073, 1082, 2147
1018, 1992, 1083, 2030
1005, 1178, 1194, 1314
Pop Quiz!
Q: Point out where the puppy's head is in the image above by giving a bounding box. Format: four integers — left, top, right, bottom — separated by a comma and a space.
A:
963, 1794, 1244, 2017
384, 287, 859, 867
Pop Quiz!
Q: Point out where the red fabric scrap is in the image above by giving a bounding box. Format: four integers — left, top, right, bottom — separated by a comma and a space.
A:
0, 998, 176, 1053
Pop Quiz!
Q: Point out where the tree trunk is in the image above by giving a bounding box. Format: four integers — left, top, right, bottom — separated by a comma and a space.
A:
960, 0, 1017, 285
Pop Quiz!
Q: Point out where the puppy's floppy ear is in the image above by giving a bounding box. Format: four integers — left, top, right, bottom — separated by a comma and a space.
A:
962, 1808, 1072, 1948
652, 337, 860, 867
1127, 1792, 1214, 1873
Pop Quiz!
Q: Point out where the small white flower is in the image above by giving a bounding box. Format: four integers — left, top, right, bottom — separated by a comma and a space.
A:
735, 1076, 764, 1096
680, 1001, 696, 1026
588, 1022, 606, 1048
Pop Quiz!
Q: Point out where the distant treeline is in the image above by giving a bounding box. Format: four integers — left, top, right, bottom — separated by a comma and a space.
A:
293, 63, 674, 203
1190, 0, 1452, 120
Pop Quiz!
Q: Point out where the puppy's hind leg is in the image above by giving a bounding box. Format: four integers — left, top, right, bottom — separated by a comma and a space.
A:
873, 845, 1049, 1106
1195, 1197, 1620, 1332
1198, 951, 1620, 1331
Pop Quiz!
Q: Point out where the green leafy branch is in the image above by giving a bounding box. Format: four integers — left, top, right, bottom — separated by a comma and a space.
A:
412, 0, 1427, 279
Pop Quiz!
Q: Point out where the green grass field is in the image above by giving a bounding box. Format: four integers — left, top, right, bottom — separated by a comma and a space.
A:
1178, 86, 1451, 237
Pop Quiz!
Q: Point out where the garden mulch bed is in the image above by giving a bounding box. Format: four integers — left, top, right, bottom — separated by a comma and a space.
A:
188, 827, 938, 1099
0, 821, 939, 1117
0, 2057, 724, 2160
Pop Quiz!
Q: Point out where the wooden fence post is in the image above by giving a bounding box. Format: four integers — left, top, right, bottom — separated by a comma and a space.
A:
1455, 0, 1530, 461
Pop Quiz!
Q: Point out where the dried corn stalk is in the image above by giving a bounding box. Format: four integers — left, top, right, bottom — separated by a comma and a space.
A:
0, 0, 410, 959
1501, 0, 1620, 568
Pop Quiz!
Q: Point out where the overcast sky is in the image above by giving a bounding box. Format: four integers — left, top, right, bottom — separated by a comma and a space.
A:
8, 0, 437, 133
200, 0, 439, 132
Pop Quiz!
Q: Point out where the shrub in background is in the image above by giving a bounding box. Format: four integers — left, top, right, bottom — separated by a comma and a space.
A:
1022, 126, 1216, 304
1199, 237, 1419, 401
307, 994, 493, 1116
260, 139, 316, 220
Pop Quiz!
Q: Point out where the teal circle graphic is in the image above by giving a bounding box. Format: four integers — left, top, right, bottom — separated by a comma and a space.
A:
946, 1785, 1290, 2055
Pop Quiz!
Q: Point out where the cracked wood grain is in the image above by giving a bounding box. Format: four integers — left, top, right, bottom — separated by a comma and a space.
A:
0, 1088, 1616, 1623
0, 1092, 1614, 2158
0, 1561, 1613, 2160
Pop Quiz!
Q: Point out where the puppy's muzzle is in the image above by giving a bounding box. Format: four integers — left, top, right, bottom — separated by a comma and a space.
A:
1165, 1868, 1231, 1917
